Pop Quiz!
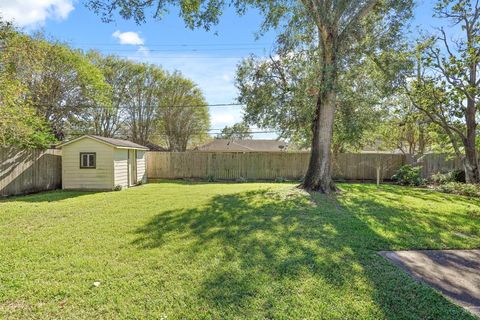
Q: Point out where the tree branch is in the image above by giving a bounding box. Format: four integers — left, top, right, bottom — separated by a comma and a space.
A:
338, 0, 378, 41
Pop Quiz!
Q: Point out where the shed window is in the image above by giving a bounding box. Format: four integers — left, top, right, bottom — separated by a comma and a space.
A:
80, 153, 96, 169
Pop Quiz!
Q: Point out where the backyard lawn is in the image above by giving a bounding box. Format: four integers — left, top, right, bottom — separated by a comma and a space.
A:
1, 182, 479, 319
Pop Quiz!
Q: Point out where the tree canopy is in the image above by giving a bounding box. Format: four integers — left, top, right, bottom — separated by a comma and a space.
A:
218, 123, 253, 140
403, 0, 480, 183
0, 20, 210, 150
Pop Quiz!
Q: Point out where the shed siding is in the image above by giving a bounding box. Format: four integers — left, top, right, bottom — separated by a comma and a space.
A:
136, 150, 147, 183
62, 139, 114, 190
114, 149, 129, 188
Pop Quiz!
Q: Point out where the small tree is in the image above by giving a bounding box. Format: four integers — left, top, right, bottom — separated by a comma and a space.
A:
123, 63, 164, 145
157, 72, 210, 151
2, 31, 110, 140
85, 52, 131, 138
0, 19, 60, 147
407, 0, 480, 183
218, 123, 252, 140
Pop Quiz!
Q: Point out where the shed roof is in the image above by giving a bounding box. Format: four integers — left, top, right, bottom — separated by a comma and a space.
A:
58, 135, 149, 150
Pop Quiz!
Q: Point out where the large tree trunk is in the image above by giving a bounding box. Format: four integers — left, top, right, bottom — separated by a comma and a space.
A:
418, 122, 426, 157
463, 45, 480, 183
301, 91, 337, 192
463, 96, 479, 183
301, 31, 338, 193
463, 146, 479, 184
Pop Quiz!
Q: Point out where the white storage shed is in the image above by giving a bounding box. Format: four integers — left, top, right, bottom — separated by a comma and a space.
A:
58, 135, 149, 190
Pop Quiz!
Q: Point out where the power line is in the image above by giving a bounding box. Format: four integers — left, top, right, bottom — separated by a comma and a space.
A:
0, 103, 247, 121
3, 43, 271, 50
2, 47, 254, 60
67, 130, 279, 137
4, 45, 269, 53
85, 47, 267, 53
67, 42, 272, 47
27, 103, 244, 109
207, 129, 277, 133
103, 55, 248, 59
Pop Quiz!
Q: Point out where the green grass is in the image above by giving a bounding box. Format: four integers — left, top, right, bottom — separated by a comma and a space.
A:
1, 182, 479, 319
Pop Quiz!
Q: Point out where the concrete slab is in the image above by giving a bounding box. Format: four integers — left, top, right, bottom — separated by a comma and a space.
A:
379, 250, 480, 317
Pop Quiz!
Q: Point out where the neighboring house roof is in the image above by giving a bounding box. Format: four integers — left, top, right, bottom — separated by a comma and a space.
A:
195, 139, 289, 152
58, 135, 149, 150
144, 141, 168, 152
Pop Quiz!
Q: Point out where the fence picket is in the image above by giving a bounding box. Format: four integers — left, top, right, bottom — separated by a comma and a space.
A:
0, 148, 62, 197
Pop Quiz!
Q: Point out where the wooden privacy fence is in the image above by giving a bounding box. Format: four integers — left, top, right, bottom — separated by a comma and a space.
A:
146, 152, 408, 181
0, 148, 62, 197
418, 153, 463, 178
0, 148, 465, 197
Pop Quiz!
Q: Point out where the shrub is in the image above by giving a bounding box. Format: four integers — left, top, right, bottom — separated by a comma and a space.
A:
451, 169, 466, 183
435, 182, 480, 197
431, 169, 466, 185
275, 176, 287, 183
236, 177, 248, 183
431, 172, 452, 185
207, 174, 216, 182
392, 165, 425, 186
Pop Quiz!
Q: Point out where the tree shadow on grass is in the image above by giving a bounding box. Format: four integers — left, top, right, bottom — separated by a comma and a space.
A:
340, 183, 471, 203
0, 190, 104, 203
338, 184, 480, 250
132, 187, 475, 319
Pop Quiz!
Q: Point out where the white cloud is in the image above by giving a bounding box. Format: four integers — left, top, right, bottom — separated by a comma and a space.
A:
0, 0, 74, 28
112, 31, 144, 45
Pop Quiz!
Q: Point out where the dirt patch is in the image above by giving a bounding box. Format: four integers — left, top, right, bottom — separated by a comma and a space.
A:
380, 249, 480, 317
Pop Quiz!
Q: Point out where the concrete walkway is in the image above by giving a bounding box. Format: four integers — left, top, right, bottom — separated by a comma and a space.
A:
380, 250, 480, 317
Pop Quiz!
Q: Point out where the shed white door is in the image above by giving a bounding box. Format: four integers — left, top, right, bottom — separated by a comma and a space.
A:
128, 149, 137, 186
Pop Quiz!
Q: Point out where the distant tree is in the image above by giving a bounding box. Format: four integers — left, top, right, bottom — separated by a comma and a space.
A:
406, 0, 480, 183
0, 75, 55, 148
0, 19, 57, 148
157, 72, 210, 151
86, 0, 413, 192
84, 52, 131, 137
122, 63, 164, 145
1, 30, 110, 140
83, 59, 210, 149
364, 95, 432, 156
218, 123, 252, 140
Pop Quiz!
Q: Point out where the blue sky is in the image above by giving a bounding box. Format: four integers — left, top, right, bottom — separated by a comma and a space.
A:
0, 0, 438, 138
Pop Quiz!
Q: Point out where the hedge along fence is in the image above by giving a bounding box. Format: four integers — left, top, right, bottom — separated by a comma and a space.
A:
0, 148, 62, 197
146, 152, 409, 181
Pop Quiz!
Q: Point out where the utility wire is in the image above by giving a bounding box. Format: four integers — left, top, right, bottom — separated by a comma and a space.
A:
2, 46, 253, 57
67, 130, 279, 137
67, 42, 271, 47
0, 103, 247, 121
27, 103, 245, 109
86, 48, 266, 53
4, 45, 268, 52
3, 42, 271, 50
